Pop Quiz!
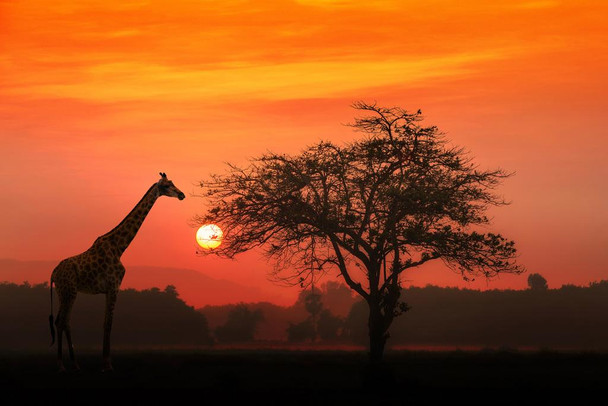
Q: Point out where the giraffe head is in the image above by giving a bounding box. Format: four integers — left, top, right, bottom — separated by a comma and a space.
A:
157, 172, 186, 200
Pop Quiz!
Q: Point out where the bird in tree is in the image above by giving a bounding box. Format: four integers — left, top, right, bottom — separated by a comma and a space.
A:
195, 102, 524, 363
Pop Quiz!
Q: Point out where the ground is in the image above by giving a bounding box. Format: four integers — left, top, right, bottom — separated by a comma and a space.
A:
1, 350, 606, 403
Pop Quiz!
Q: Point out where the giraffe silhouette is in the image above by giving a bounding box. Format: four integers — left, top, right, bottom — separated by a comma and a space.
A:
49, 172, 185, 372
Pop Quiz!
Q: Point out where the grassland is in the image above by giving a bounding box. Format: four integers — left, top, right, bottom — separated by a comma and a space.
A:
1, 349, 606, 403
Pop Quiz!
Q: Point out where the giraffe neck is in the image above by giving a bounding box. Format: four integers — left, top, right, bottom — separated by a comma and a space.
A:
101, 183, 160, 257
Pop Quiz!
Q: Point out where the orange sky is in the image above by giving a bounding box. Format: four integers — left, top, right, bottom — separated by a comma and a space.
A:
1, 0, 607, 306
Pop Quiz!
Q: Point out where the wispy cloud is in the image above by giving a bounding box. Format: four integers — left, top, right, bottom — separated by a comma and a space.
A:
295, 0, 400, 9
513, 1, 560, 9
5, 51, 511, 102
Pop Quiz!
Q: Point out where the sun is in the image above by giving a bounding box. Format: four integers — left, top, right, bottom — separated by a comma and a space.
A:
196, 224, 223, 250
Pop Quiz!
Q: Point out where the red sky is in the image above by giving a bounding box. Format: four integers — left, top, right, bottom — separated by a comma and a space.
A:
1, 0, 606, 306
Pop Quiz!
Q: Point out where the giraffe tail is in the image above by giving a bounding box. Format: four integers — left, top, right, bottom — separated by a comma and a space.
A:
49, 279, 55, 346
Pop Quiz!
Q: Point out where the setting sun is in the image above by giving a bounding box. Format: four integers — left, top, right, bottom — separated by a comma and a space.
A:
196, 224, 223, 250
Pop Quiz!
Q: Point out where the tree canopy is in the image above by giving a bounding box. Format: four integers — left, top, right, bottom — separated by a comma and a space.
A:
195, 102, 524, 361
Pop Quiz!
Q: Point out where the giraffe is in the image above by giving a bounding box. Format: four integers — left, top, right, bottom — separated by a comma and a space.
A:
49, 172, 185, 372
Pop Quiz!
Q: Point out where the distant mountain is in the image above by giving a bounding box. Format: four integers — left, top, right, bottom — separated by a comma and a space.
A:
0, 258, 262, 307
123, 265, 263, 307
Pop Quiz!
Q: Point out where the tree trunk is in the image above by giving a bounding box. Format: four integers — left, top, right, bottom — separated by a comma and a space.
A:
368, 301, 388, 364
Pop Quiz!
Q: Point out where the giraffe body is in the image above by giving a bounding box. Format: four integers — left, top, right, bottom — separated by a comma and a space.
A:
54, 246, 124, 295
50, 173, 184, 372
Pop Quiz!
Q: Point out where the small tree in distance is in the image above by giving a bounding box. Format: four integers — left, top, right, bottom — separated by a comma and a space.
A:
215, 303, 264, 343
304, 288, 323, 341
195, 102, 524, 363
528, 273, 548, 290
322, 281, 357, 316
288, 284, 348, 343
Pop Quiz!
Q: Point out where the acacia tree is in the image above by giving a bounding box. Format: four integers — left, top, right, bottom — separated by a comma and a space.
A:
195, 102, 524, 363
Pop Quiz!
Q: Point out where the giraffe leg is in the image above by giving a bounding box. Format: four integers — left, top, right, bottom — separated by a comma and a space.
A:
56, 325, 65, 373
61, 293, 80, 371
55, 290, 76, 373
65, 327, 80, 371
102, 290, 117, 372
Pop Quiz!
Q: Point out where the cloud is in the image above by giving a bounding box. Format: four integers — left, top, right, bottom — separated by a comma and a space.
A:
295, 0, 399, 9
513, 1, 560, 9
6, 51, 511, 103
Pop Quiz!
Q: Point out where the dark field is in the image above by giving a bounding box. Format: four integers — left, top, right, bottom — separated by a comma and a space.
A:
1, 349, 607, 403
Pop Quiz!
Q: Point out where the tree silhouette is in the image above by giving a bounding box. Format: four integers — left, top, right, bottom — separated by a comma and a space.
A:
304, 288, 323, 341
317, 309, 343, 341
286, 319, 315, 342
288, 286, 345, 343
196, 102, 524, 363
528, 273, 548, 290
0, 282, 213, 348
343, 300, 369, 345
163, 284, 179, 298
215, 303, 264, 343
322, 281, 356, 316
